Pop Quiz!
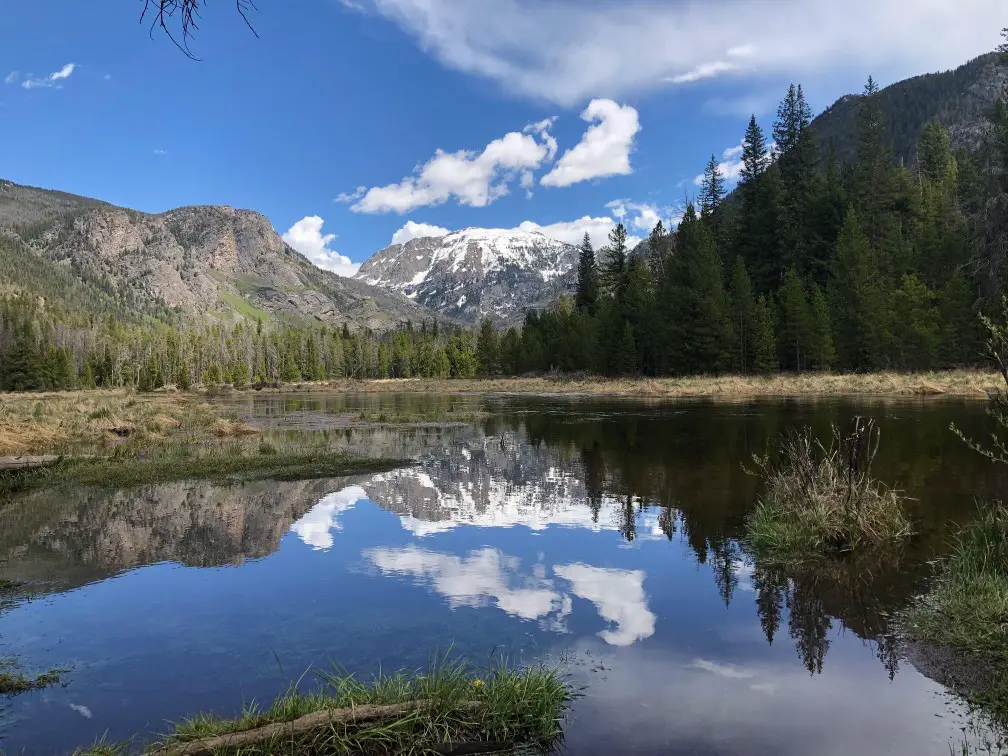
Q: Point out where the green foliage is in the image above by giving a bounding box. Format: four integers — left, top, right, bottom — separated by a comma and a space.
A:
746, 419, 913, 560
575, 232, 600, 315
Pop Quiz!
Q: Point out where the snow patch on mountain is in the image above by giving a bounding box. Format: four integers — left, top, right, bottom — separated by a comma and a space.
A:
354, 228, 578, 324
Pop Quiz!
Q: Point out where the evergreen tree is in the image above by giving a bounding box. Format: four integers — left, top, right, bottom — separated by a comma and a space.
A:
617, 321, 637, 376
602, 223, 629, 289
777, 267, 810, 371
728, 256, 754, 373
476, 318, 499, 376
829, 207, 881, 369
807, 285, 836, 371
918, 122, 953, 183
660, 205, 731, 374
699, 153, 726, 216
737, 116, 783, 293
752, 295, 778, 374
575, 232, 600, 314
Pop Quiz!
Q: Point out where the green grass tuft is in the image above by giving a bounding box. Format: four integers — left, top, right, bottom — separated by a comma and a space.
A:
745, 419, 913, 561
903, 504, 1008, 729
75, 655, 571, 755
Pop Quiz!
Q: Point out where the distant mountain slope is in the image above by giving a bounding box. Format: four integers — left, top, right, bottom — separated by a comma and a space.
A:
812, 52, 1008, 166
0, 180, 436, 330
355, 228, 578, 325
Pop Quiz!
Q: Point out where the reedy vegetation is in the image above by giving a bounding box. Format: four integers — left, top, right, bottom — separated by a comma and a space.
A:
745, 418, 914, 559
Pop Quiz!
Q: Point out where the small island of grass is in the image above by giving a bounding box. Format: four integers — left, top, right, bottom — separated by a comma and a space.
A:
745, 418, 914, 562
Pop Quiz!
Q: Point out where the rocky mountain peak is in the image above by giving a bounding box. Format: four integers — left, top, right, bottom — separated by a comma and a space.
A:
355, 227, 578, 325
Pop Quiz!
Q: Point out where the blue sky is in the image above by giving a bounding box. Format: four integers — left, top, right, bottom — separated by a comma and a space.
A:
1, 1, 1001, 275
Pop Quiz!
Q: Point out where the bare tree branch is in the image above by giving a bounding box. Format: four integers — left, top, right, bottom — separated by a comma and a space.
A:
140, 0, 259, 60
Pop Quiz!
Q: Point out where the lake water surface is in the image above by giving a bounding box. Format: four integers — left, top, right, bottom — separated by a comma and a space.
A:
1, 393, 1005, 755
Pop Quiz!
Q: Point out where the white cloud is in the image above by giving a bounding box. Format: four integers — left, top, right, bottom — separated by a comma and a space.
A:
282, 216, 361, 277
342, 0, 1000, 105
667, 60, 740, 84
553, 563, 656, 646
518, 216, 636, 251
352, 121, 556, 214
153, 148, 168, 156
22, 62, 77, 90
604, 200, 665, 234
541, 100, 639, 188
69, 704, 93, 719
694, 142, 748, 187
3, 71, 17, 85
366, 546, 562, 621
289, 486, 368, 550
690, 659, 755, 679
391, 220, 451, 245
335, 186, 367, 203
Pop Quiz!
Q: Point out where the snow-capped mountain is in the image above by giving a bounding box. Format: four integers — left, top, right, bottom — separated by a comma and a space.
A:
354, 228, 578, 325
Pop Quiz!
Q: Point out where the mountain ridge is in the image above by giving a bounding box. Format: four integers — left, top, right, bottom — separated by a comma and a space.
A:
0, 179, 438, 331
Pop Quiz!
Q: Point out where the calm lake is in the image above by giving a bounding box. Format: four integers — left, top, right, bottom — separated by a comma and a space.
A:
1, 393, 1005, 755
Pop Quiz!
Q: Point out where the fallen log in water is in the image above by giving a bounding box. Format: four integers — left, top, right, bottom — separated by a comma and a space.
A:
155, 700, 483, 756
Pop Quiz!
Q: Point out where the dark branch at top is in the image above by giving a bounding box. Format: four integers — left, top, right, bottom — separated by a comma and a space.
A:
140, 0, 259, 60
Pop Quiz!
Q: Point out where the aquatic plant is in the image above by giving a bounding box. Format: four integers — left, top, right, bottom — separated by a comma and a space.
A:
745, 418, 913, 559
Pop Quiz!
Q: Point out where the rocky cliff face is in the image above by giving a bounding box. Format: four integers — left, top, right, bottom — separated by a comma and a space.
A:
0, 180, 435, 330
355, 228, 578, 325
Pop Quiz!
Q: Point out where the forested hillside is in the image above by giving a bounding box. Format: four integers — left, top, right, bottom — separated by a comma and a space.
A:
812, 52, 1008, 167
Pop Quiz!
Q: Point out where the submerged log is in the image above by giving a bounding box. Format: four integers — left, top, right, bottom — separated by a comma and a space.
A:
156, 700, 482, 756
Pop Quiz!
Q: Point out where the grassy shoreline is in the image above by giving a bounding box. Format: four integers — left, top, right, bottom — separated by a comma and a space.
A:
902, 506, 1008, 729
214, 369, 1001, 399
77, 656, 571, 755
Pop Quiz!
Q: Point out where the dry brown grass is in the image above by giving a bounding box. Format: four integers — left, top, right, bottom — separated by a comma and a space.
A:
0, 390, 255, 457
266, 370, 1000, 400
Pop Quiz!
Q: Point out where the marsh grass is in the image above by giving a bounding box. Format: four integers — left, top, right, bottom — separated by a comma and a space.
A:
0, 660, 66, 696
75, 655, 571, 755
903, 505, 1008, 727
276, 370, 1000, 400
0, 390, 259, 457
355, 408, 489, 425
745, 419, 913, 560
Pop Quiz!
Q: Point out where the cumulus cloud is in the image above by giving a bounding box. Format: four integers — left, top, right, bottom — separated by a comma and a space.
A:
366, 546, 562, 621
22, 62, 77, 90
282, 216, 361, 277
4, 71, 18, 85
335, 186, 367, 203
352, 120, 557, 214
391, 220, 451, 245
289, 486, 368, 550
341, 0, 1000, 105
518, 216, 639, 251
553, 563, 656, 646
604, 199, 666, 233
541, 100, 640, 188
